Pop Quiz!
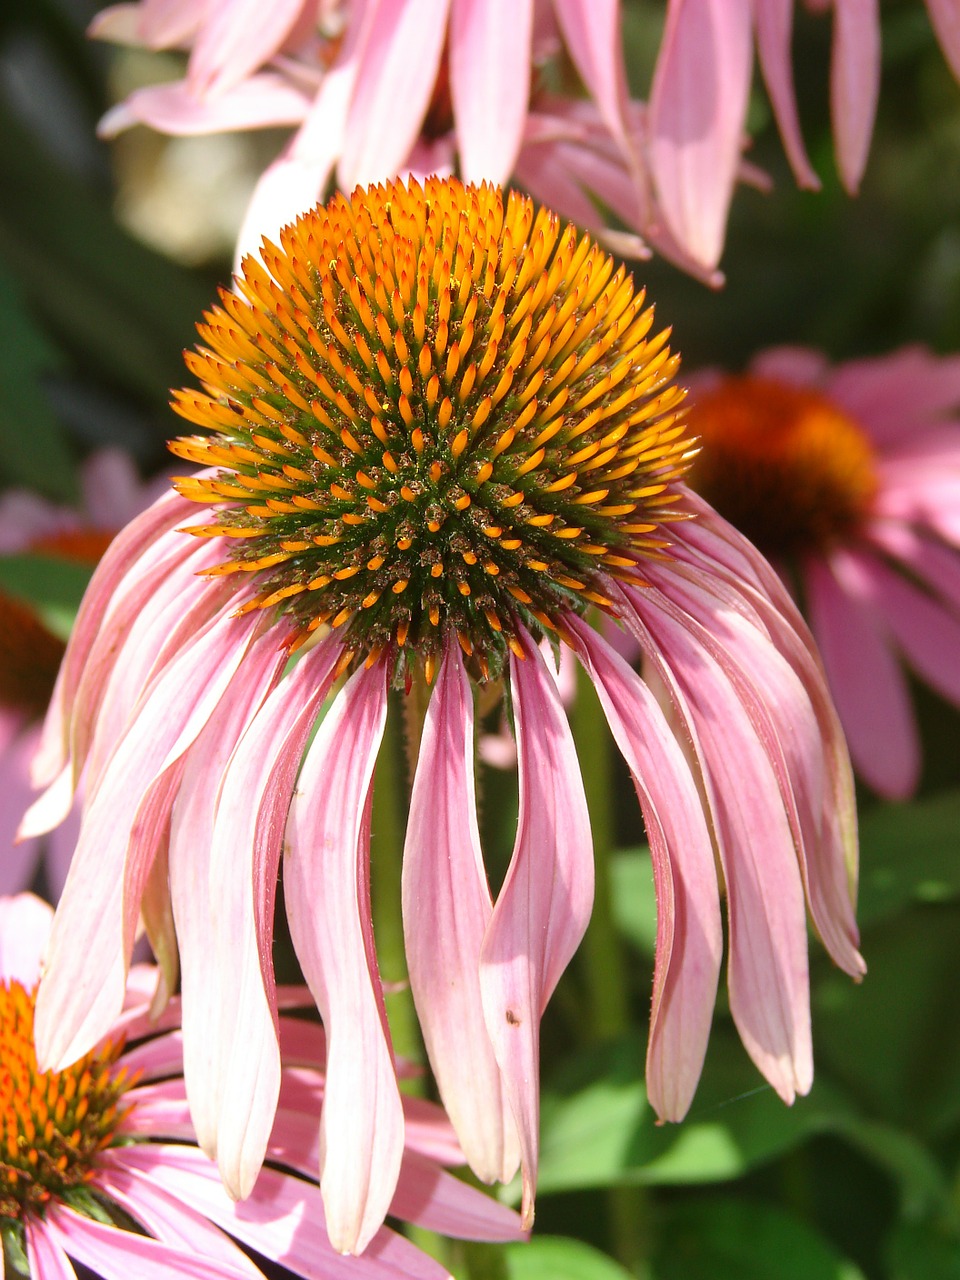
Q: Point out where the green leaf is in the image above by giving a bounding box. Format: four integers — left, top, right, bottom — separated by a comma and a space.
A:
886, 1221, 960, 1280
652, 1198, 867, 1280
504, 1237, 634, 1280
532, 1030, 952, 1218
0, 553, 93, 640
814, 904, 960, 1136
856, 791, 960, 927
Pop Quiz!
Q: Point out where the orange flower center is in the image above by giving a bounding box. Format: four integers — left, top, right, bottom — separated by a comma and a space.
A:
0, 979, 131, 1222
687, 376, 877, 556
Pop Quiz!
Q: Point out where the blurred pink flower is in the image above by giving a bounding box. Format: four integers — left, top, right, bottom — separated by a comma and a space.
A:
0, 891, 521, 1280
25, 178, 861, 1250
90, 0, 738, 281
686, 345, 960, 800
0, 451, 168, 898
648, 0, 960, 262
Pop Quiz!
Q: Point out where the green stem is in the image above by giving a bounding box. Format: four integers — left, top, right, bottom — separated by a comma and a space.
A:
572, 662, 654, 1278
370, 694, 424, 1073
570, 664, 631, 1040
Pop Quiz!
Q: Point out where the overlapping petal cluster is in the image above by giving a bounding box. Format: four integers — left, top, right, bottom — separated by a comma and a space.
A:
90, 0, 960, 279
0, 451, 168, 897
24, 177, 862, 1254
89, 0, 735, 280
0, 893, 520, 1279
687, 345, 960, 799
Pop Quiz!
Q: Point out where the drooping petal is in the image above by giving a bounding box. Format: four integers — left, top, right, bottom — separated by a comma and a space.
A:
28, 488, 191, 791
804, 552, 919, 799
402, 639, 520, 1184
167, 619, 300, 1179
551, 0, 633, 159
567, 616, 722, 1121
339, 0, 451, 189
648, 0, 753, 270
479, 633, 594, 1227
830, 0, 881, 193
285, 659, 404, 1255
34, 607, 267, 1072
619, 580, 813, 1103
642, 524, 863, 980
205, 635, 343, 1196
754, 0, 821, 188
450, 0, 533, 184
187, 0, 310, 98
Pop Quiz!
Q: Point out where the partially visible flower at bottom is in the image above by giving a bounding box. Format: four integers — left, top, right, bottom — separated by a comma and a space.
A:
685, 346, 960, 799
0, 450, 170, 897
24, 178, 864, 1255
0, 892, 523, 1279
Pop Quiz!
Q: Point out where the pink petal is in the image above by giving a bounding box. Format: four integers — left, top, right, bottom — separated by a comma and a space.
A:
620, 579, 813, 1103
166, 621, 298, 1186
927, 0, 960, 79
754, 0, 821, 188
567, 616, 722, 1122
44, 1204, 251, 1280
855, 549, 960, 707
339, 0, 451, 189
187, 0, 310, 97
99, 74, 311, 138
204, 636, 343, 1195
27, 489, 191, 792
402, 639, 520, 1184
648, 0, 753, 270
479, 632, 594, 1228
117, 1144, 449, 1279
0, 891, 53, 984
285, 660, 404, 1255
25, 1219, 76, 1280
450, 0, 533, 184
804, 552, 919, 799
551, 0, 633, 158
96, 1158, 262, 1277
826, 346, 960, 446
390, 1151, 526, 1242
34, 607, 266, 1072
830, 0, 881, 192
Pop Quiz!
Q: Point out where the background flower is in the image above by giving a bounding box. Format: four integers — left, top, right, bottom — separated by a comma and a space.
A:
685, 345, 960, 799
0, 891, 522, 1279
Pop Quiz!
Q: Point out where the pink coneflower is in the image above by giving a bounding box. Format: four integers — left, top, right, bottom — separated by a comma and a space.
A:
685, 345, 960, 800
0, 891, 521, 1279
0, 451, 169, 896
24, 177, 863, 1251
89, 0, 728, 281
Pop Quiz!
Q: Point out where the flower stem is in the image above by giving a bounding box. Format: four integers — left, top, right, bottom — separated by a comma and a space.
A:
571, 662, 653, 1277
570, 664, 631, 1040
370, 695, 424, 1073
